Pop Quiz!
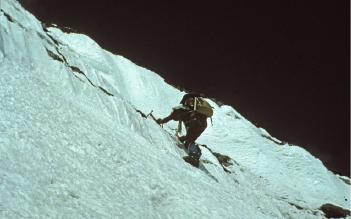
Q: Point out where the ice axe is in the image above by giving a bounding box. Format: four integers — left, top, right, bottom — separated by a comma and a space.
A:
146, 110, 157, 121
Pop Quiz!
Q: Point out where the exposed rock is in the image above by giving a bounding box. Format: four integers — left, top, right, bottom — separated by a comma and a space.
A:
338, 175, 351, 185
319, 203, 350, 218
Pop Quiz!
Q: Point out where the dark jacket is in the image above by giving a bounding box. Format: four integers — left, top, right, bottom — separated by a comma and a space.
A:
161, 105, 207, 130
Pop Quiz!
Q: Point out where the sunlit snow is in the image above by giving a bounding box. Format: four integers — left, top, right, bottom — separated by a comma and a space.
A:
0, 0, 350, 218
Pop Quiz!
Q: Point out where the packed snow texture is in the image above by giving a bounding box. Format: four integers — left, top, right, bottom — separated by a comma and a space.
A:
0, 0, 350, 218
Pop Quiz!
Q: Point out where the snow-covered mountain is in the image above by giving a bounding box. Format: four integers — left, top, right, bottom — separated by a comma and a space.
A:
0, 0, 350, 218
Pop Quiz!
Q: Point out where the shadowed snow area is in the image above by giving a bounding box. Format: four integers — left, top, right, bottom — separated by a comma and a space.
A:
0, 0, 350, 218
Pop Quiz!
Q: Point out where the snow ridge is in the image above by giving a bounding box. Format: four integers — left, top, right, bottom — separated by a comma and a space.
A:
0, 0, 350, 218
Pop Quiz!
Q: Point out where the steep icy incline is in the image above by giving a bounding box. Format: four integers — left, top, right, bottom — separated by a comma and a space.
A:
1, 0, 349, 218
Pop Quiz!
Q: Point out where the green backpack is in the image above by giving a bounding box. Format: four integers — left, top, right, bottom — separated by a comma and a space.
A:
184, 96, 213, 118
193, 97, 213, 117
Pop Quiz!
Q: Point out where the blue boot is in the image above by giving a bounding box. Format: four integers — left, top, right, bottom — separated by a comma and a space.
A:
183, 143, 201, 167
188, 143, 201, 161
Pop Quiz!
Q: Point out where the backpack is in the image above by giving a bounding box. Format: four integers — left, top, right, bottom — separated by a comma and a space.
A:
181, 93, 213, 118
193, 97, 213, 117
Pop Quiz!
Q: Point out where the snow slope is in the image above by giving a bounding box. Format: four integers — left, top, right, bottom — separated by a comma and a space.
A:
0, 0, 350, 218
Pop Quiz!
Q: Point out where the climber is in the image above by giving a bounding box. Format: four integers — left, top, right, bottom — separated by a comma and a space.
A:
156, 93, 213, 167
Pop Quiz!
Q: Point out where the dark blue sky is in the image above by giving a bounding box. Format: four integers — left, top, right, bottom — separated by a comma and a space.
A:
19, 0, 349, 176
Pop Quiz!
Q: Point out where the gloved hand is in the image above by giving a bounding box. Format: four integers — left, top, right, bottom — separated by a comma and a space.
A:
178, 136, 186, 143
156, 118, 163, 125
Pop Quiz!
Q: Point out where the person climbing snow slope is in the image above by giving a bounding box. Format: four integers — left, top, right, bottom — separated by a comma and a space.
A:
156, 93, 213, 167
